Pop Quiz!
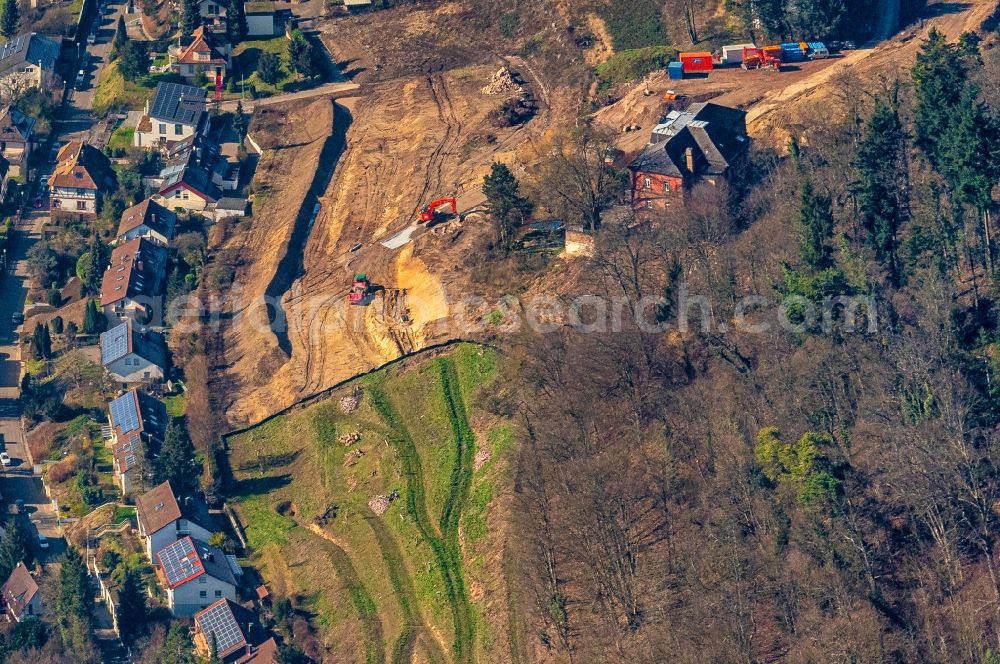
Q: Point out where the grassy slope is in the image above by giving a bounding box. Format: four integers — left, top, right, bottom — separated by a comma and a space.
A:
228, 344, 510, 663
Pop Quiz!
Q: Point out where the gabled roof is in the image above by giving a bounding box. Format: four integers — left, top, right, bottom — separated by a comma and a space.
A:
177, 26, 228, 66
48, 141, 115, 191
148, 81, 207, 126
0, 33, 60, 76
117, 199, 177, 242
157, 536, 237, 589
159, 162, 221, 203
100, 320, 167, 369
1, 563, 38, 619
136, 480, 181, 534
235, 637, 278, 664
109, 389, 168, 473
0, 107, 34, 143
100, 237, 167, 306
194, 599, 248, 658
631, 102, 748, 179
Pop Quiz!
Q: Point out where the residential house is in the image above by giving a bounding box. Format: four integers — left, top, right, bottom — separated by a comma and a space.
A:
134, 82, 209, 149
100, 319, 168, 384
198, 0, 228, 29
245, 2, 291, 37
0, 106, 34, 177
0, 563, 41, 622
148, 136, 248, 216
0, 33, 61, 103
47, 141, 116, 216
629, 102, 748, 213
193, 599, 251, 660
156, 535, 240, 616
100, 237, 168, 324
115, 198, 177, 246
107, 389, 168, 495
236, 638, 278, 664
171, 26, 231, 83
136, 481, 215, 562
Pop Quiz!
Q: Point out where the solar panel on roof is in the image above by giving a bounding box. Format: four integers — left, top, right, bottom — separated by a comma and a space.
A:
158, 537, 204, 587
196, 601, 246, 656
109, 392, 140, 433
101, 323, 130, 364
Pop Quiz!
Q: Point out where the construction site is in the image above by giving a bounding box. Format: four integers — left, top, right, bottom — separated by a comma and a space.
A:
209, 0, 999, 427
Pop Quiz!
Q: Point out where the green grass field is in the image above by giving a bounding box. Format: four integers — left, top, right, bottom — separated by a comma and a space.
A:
227, 344, 515, 663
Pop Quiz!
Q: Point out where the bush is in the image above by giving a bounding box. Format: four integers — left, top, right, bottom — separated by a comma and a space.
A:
50, 458, 75, 483
47, 289, 61, 307
51, 316, 63, 335
595, 45, 676, 85
499, 11, 520, 38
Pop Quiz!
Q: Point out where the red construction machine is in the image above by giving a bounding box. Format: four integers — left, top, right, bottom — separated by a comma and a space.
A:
741, 47, 781, 71
418, 197, 457, 224
349, 273, 371, 305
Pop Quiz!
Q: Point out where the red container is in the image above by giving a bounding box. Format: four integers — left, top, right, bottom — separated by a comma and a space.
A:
679, 51, 714, 73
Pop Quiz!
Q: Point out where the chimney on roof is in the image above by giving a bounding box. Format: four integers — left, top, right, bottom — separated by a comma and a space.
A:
685, 147, 695, 174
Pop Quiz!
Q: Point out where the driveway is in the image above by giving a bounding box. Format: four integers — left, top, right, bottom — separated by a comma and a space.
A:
61, 0, 125, 140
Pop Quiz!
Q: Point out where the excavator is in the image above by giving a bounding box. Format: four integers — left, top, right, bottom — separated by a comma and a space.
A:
418, 197, 457, 224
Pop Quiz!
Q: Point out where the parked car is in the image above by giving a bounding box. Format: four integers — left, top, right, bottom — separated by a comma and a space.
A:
87, 32, 96, 45
14, 499, 25, 514
11, 312, 23, 326
36, 531, 48, 550
32, 196, 42, 209
75, 70, 85, 89
0, 453, 10, 467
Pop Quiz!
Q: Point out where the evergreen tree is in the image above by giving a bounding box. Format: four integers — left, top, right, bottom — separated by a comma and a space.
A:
160, 621, 197, 664
181, 0, 201, 35
155, 419, 200, 495
83, 300, 104, 334
57, 547, 91, 628
226, 0, 247, 43
119, 41, 150, 82
116, 567, 146, 642
112, 15, 128, 59
51, 316, 64, 335
0, 0, 18, 39
276, 644, 310, 664
31, 322, 51, 359
798, 179, 836, 270
233, 101, 247, 149
0, 518, 31, 581
19, 372, 31, 399
912, 29, 968, 172
257, 52, 282, 86
66, 321, 79, 336
287, 30, 320, 79
855, 99, 907, 285
482, 162, 532, 252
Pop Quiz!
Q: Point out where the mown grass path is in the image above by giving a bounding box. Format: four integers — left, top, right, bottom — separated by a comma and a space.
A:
370, 379, 475, 664
308, 531, 385, 664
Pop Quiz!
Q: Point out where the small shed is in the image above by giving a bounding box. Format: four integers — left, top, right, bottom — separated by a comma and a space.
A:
667, 61, 684, 80
720, 43, 755, 65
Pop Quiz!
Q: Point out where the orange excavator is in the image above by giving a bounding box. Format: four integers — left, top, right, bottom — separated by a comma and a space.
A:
418, 197, 457, 224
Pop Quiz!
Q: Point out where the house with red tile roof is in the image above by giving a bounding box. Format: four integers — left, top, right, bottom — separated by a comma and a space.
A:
156, 536, 240, 616
47, 141, 115, 216
106, 389, 168, 495
115, 198, 177, 246
171, 26, 230, 84
0, 563, 41, 622
99, 237, 167, 324
136, 481, 215, 561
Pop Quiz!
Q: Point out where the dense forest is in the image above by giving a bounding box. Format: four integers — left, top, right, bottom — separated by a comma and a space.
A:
497, 29, 1000, 663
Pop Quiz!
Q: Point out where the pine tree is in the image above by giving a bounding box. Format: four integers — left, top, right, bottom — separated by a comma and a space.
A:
31, 322, 51, 359
57, 548, 91, 627
112, 15, 128, 59
119, 41, 150, 82
287, 30, 319, 79
912, 29, 968, 172
482, 162, 532, 252
116, 567, 146, 642
161, 621, 197, 664
855, 99, 907, 285
799, 179, 836, 270
226, 0, 247, 43
181, 0, 201, 35
233, 100, 247, 149
0, 518, 31, 581
0, 0, 18, 39
83, 300, 104, 334
257, 52, 282, 86
155, 419, 200, 495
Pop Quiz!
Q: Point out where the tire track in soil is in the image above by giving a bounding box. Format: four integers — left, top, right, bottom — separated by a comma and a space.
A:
361, 508, 449, 664
369, 383, 475, 664
306, 529, 387, 664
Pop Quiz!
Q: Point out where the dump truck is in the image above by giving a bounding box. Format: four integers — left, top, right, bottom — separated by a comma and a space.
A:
742, 47, 782, 71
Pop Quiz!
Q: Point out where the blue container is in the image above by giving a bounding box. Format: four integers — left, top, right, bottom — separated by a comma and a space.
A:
783, 47, 805, 62
780, 42, 800, 51
667, 61, 684, 80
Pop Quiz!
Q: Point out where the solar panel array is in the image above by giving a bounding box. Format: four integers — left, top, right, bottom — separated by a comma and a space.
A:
150, 82, 206, 125
109, 392, 140, 433
101, 322, 130, 364
157, 537, 204, 587
196, 600, 246, 656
